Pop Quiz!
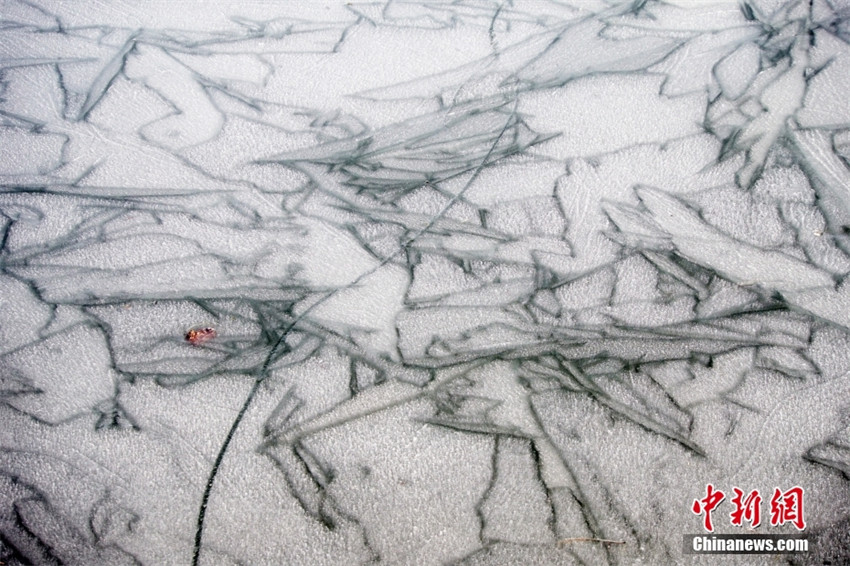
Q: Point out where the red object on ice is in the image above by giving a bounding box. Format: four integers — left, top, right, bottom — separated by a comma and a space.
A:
185, 327, 216, 346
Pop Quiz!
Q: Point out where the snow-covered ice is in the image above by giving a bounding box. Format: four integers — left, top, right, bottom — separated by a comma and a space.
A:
1, 1, 850, 564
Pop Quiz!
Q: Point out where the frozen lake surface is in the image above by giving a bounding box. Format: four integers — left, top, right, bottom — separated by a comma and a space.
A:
1, 1, 850, 564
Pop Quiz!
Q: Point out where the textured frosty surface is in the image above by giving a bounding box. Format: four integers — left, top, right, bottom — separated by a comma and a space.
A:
1, 1, 850, 564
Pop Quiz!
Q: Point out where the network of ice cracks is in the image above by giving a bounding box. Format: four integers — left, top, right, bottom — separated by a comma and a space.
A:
2, 0, 850, 564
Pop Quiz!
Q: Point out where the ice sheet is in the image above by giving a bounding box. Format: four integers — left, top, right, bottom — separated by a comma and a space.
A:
2, 1, 850, 565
